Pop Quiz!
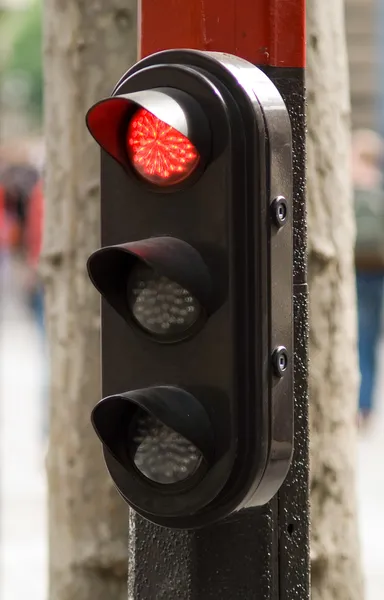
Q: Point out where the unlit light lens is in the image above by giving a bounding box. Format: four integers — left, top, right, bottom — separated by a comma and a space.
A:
127, 263, 201, 340
130, 410, 202, 484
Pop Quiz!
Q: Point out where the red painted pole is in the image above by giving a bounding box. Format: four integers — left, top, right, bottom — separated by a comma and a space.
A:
140, 0, 305, 67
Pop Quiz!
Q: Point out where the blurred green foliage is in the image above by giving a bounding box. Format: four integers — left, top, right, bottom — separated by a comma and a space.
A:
3, 0, 43, 120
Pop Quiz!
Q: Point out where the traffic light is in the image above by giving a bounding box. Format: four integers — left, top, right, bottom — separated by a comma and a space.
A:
86, 49, 293, 529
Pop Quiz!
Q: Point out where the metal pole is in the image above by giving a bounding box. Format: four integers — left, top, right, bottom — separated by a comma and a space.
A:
126, 1, 309, 597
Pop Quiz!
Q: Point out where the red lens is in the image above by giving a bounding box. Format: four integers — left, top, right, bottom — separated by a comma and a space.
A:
126, 108, 200, 186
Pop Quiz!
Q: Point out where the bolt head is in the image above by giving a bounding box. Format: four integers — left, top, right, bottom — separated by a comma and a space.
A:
272, 346, 288, 377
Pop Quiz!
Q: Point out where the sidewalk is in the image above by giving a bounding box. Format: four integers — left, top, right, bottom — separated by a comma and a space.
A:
357, 337, 384, 600
0, 257, 47, 600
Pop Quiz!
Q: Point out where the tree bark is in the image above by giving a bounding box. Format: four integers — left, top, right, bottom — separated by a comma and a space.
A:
43, 1, 137, 598
307, 1, 364, 598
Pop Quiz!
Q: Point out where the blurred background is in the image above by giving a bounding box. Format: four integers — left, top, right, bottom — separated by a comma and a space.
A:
0, 1, 46, 599
0, 0, 383, 598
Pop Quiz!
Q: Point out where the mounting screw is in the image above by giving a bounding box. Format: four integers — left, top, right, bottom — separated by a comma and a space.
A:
272, 346, 288, 377
271, 196, 288, 228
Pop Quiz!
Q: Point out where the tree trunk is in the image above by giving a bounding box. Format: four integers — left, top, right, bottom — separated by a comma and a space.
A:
43, 1, 137, 598
307, 1, 364, 598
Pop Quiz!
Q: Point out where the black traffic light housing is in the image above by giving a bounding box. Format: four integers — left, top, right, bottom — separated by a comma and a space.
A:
86, 49, 293, 529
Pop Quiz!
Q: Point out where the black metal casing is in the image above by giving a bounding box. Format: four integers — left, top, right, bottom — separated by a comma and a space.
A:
87, 50, 294, 529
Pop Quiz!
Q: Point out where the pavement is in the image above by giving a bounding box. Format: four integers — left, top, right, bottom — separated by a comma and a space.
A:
0, 257, 47, 600
357, 345, 384, 600
0, 255, 383, 599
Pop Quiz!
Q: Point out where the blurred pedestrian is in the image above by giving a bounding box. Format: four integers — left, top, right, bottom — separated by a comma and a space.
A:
0, 162, 39, 249
0, 162, 48, 440
0, 161, 41, 307
0, 181, 22, 287
353, 129, 384, 427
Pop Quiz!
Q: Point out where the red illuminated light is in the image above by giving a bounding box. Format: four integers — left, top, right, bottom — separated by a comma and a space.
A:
126, 108, 200, 186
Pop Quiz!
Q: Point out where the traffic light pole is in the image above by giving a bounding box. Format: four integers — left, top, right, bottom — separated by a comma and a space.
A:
123, 1, 309, 598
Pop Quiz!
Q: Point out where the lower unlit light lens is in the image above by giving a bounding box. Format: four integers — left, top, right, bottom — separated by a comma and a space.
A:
130, 410, 202, 484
